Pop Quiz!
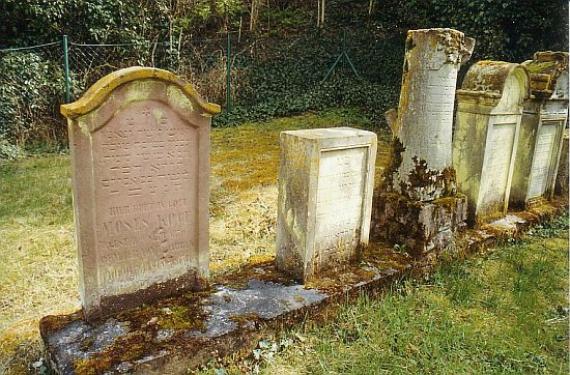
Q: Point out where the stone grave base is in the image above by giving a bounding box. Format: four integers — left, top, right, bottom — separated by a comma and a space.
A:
371, 192, 468, 256
41, 198, 567, 375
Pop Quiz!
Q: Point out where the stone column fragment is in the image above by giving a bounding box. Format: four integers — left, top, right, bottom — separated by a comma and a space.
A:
389, 28, 475, 199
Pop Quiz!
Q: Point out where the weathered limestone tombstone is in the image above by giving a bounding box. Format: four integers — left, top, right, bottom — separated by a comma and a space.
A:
453, 61, 529, 225
372, 28, 473, 256
276, 127, 377, 282
387, 28, 475, 198
555, 129, 569, 196
510, 52, 569, 207
60, 67, 220, 321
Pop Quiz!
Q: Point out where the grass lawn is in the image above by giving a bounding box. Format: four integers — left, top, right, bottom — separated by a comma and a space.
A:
218, 216, 569, 374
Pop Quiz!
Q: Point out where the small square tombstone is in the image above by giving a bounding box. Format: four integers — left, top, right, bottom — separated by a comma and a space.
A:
453, 61, 529, 224
276, 128, 377, 282
510, 52, 569, 207
61, 67, 220, 321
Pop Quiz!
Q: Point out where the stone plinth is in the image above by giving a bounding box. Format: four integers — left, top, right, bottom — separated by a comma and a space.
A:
372, 193, 467, 256
389, 28, 474, 199
61, 67, 220, 321
556, 129, 569, 196
453, 61, 529, 225
40, 200, 568, 375
510, 52, 569, 207
276, 127, 377, 282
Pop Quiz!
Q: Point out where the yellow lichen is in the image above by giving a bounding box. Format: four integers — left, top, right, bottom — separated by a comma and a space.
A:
61, 67, 220, 119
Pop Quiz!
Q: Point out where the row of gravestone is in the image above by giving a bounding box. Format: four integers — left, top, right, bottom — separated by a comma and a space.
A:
57, 28, 568, 323
387, 28, 568, 223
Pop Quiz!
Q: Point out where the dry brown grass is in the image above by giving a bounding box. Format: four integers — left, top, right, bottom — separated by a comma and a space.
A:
0, 110, 389, 374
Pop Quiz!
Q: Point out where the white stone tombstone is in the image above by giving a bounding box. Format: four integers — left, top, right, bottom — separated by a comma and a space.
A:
276, 128, 377, 282
388, 28, 475, 198
453, 61, 529, 224
510, 52, 569, 207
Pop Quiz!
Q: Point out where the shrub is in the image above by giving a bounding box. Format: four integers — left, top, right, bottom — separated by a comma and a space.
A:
0, 52, 65, 148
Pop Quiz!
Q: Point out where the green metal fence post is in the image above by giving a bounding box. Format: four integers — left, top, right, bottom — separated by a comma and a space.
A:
62, 35, 71, 103
226, 32, 232, 112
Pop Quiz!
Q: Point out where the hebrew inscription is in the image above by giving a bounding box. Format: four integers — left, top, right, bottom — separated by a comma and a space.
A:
62, 68, 217, 321
527, 122, 558, 198
276, 127, 376, 281
92, 100, 199, 295
480, 123, 516, 208
315, 147, 367, 262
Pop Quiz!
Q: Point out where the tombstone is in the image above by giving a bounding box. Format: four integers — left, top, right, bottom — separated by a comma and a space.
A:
276, 128, 377, 282
453, 61, 529, 224
387, 28, 475, 197
372, 29, 472, 256
60, 67, 220, 321
555, 129, 569, 196
510, 52, 569, 207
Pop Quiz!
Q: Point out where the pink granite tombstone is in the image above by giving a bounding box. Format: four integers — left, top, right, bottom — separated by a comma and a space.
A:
61, 67, 220, 321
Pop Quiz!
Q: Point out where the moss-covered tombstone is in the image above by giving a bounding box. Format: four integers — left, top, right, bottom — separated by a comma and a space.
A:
276, 128, 377, 282
453, 61, 529, 225
60, 67, 220, 321
388, 28, 475, 199
510, 52, 569, 208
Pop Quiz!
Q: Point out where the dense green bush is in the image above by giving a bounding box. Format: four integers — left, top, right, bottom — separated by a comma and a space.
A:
214, 31, 404, 126
0, 52, 65, 147
0, 0, 567, 156
374, 0, 569, 61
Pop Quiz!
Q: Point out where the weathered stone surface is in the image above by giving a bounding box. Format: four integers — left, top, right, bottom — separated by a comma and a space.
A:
40, 262, 403, 375
388, 28, 474, 200
41, 279, 329, 375
556, 129, 569, 196
60, 67, 220, 321
453, 61, 529, 225
371, 193, 468, 256
276, 127, 377, 282
510, 52, 569, 207
41, 198, 568, 375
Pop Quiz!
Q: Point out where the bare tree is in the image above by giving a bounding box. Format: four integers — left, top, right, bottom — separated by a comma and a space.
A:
250, 0, 260, 31
317, 0, 325, 28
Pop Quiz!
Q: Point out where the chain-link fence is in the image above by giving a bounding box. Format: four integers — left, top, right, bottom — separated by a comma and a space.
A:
0, 31, 404, 153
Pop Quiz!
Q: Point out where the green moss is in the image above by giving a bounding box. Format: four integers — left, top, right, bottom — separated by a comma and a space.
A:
158, 305, 206, 331
378, 137, 405, 192
434, 194, 465, 210
524, 61, 557, 74
73, 333, 149, 374
229, 313, 261, 325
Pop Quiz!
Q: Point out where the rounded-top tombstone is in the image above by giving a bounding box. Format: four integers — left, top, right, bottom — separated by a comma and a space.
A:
453, 61, 529, 224
510, 51, 569, 207
61, 67, 220, 321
